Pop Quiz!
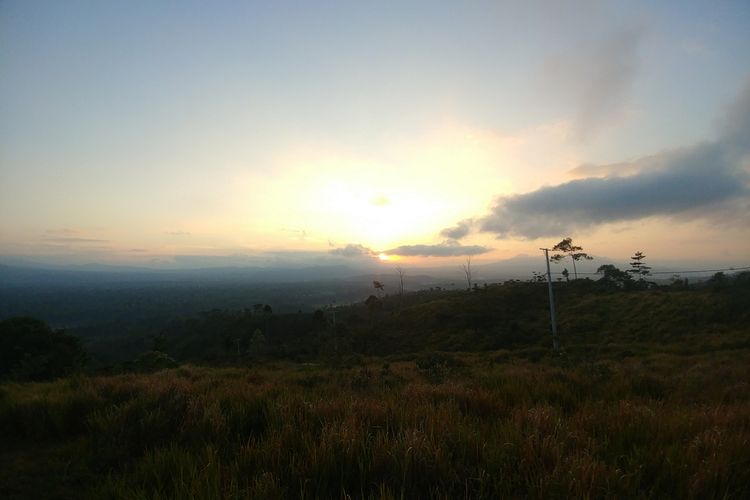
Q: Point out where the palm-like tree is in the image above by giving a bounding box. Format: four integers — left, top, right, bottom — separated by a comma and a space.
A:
550, 237, 593, 279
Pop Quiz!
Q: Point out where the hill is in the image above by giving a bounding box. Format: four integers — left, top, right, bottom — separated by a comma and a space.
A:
1, 273, 748, 498
137, 274, 750, 366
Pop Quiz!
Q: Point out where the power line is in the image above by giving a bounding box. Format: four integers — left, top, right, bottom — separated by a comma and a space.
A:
545, 265, 750, 276
649, 266, 750, 275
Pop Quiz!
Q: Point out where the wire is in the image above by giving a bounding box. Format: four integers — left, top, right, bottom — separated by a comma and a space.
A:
650, 266, 750, 275
546, 265, 750, 276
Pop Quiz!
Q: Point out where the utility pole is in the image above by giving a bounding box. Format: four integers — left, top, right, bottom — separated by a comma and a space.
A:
540, 248, 560, 351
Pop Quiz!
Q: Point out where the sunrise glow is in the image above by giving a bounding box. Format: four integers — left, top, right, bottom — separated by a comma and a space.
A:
1, 1, 749, 268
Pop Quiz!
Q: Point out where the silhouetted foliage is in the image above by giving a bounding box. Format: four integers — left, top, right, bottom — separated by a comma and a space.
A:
706, 271, 729, 290
628, 251, 654, 288
396, 266, 405, 295
596, 264, 632, 288
22, 269, 744, 370
529, 271, 546, 283
0, 317, 87, 381
460, 256, 473, 289
550, 237, 593, 279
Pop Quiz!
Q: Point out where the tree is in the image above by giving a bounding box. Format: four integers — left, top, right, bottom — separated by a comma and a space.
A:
0, 317, 87, 381
365, 295, 383, 313
550, 237, 593, 279
706, 271, 728, 290
529, 271, 546, 283
596, 264, 632, 288
460, 256, 473, 290
395, 266, 406, 296
373, 280, 385, 296
627, 251, 652, 282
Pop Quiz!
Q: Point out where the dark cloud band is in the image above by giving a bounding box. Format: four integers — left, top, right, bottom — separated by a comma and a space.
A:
477, 82, 750, 239
328, 244, 376, 258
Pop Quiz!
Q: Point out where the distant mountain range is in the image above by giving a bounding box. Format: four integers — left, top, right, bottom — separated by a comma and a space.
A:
1, 254, 738, 289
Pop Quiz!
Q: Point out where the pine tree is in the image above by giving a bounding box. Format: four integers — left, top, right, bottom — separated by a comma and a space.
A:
627, 251, 652, 283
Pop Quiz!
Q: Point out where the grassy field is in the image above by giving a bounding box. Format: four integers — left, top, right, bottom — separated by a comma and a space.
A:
2, 342, 749, 499
2, 278, 749, 498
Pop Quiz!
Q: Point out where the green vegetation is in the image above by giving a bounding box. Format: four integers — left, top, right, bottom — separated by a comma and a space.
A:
0, 317, 87, 382
139, 272, 750, 363
1, 273, 749, 498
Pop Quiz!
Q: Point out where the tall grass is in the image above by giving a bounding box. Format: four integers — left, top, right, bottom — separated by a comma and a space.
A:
2, 348, 749, 499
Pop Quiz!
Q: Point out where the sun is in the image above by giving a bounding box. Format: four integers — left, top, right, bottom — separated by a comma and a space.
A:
378, 253, 391, 262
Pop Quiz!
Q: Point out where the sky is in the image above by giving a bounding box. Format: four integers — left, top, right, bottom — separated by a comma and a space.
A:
1, 0, 749, 269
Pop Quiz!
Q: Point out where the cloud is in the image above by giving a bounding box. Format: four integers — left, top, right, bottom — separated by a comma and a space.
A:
567, 157, 654, 178
478, 81, 750, 239
385, 241, 490, 257
45, 228, 81, 236
439, 219, 474, 240
721, 82, 750, 152
44, 237, 109, 243
329, 244, 376, 258
543, 25, 643, 139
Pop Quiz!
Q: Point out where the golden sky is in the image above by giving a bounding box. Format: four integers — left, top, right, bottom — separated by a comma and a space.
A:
1, 2, 749, 268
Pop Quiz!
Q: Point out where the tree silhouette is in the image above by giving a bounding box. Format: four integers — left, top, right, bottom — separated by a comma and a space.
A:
0, 317, 87, 381
395, 266, 405, 296
628, 251, 652, 285
550, 237, 593, 279
460, 256, 473, 290
597, 264, 632, 288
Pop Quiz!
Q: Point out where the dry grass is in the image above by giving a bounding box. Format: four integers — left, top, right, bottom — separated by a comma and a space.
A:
2, 345, 750, 499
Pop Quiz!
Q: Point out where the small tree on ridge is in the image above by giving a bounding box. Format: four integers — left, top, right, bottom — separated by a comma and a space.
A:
550, 237, 593, 279
628, 251, 652, 285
